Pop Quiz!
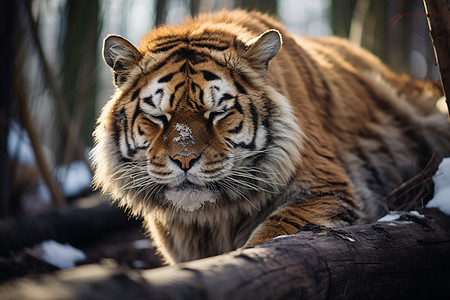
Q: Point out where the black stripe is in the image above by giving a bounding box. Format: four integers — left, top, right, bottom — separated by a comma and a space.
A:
233, 97, 243, 114
190, 42, 229, 51
158, 73, 175, 83
169, 82, 185, 107
113, 111, 125, 158
150, 114, 169, 129
224, 137, 237, 148
138, 125, 144, 135
188, 64, 197, 74
119, 108, 134, 157
249, 101, 259, 147
207, 110, 234, 127
145, 49, 187, 74
131, 101, 141, 133
169, 93, 176, 107
174, 82, 185, 92
131, 88, 141, 102
222, 111, 235, 120
234, 81, 247, 94
153, 43, 184, 53
218, 93, 234, 105
143, 95, 155, 107
153, 37, 187, 50
202, 71, 220, 81
199, 89, 204, 105
227, 102, 258, 150
191, 81, 198, 93
194, 101, 202, 110
207, 111, 222, 127
228, 121, 243, 134
186, 99, 195, 109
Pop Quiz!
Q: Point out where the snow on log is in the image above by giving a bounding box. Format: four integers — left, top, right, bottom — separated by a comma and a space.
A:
1, 208, 449, 300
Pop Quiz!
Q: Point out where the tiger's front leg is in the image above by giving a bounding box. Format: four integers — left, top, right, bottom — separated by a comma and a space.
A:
245, 194, 360, 247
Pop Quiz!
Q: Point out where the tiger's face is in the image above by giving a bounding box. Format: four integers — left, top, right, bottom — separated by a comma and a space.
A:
93, 27, 302, 213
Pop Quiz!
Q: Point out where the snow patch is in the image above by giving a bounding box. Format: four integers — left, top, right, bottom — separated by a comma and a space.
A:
378, 212, 401, 222
133, 239, 152, 249
41, 240, 86, 269
56, 161, 92, 197
173, 123, 195, 152
132, 260, 147, 268
8, 122, 35, 165
427, 157, 450, 215
273, 235, 291, 240
409, 210, 425, 218
336, 234, 355, 242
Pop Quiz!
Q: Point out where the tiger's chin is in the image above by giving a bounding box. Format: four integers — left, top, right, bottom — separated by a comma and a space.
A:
164, 184, 217, 212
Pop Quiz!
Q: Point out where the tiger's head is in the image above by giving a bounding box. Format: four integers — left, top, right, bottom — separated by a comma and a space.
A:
92, 23, 303, 215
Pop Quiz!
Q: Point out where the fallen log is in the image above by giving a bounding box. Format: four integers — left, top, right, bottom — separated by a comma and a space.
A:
1, 208, 449, 299
0, 195, 136, 255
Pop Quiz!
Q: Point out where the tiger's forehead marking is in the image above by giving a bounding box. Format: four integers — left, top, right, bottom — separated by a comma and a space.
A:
140, 60, 236, 114
135, 34, 248, 116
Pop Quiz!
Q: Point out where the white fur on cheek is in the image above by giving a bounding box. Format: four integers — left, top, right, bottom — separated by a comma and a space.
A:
164, 189, 217, 212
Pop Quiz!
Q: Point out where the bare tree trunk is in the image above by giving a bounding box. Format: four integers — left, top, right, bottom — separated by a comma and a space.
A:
14, 75, 65, 206
61, 0, 99, 165
0, 0, 15, 217
190, 0, 201, 16
423, 0, 450, 115
235, 0, 277, 15
330, 0, 358, 38
349, 0, 370, 45
155, 0, 168, 26
22, 0, 90, 169
1, 209, 449, 299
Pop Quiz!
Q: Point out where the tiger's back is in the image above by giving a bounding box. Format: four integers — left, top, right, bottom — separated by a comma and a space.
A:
92, 10, 450, 263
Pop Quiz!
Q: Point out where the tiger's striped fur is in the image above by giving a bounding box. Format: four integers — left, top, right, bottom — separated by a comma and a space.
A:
92, 10, 450, 263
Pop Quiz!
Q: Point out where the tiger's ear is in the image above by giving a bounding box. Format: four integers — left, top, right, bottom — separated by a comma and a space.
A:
103, 35, 142, 88
244, 29, 282, 73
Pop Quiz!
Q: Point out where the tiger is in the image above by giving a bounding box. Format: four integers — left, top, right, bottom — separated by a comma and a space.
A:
91, 10, 450, 264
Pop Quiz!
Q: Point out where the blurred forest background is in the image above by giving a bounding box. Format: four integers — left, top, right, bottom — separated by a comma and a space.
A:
0, 0, 439, 218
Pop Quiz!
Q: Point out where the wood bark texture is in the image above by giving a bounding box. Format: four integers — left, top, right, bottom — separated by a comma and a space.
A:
1, 209, 449, 300
423, 0, 450, 115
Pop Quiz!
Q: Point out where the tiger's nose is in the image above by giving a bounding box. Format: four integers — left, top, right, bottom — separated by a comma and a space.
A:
171, 153, 198, 171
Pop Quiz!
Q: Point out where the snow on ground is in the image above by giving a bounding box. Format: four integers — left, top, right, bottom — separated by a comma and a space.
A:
8, 121, 38, 165
427, 157, 450, 215
133, 239, 152, 250
55, 161, 92, 197
41, 240, 86, 269
379, 157, 450, 221
8, 122, 92, 199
